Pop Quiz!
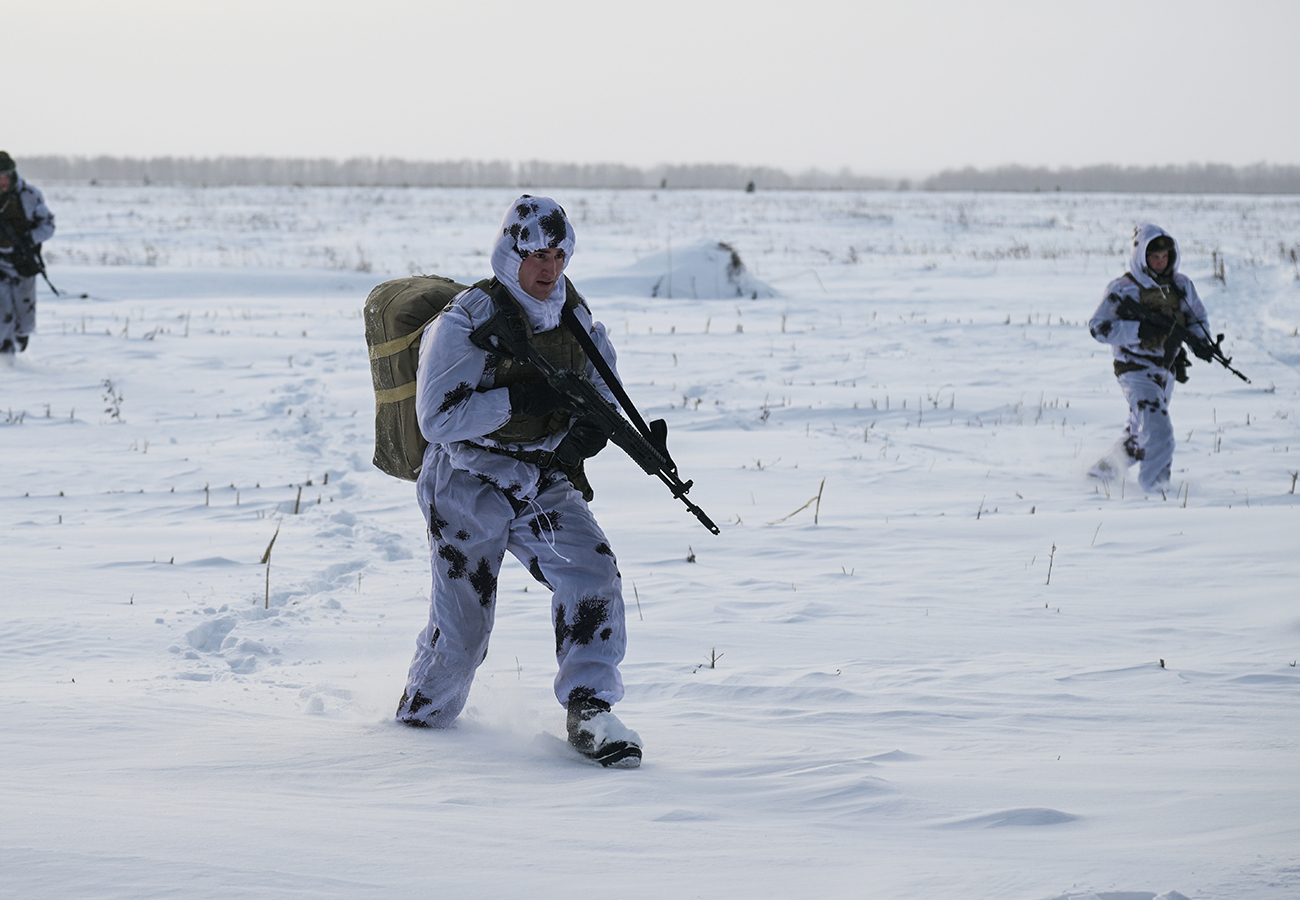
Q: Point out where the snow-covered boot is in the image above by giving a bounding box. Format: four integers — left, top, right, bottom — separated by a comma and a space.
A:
567, 696, 642, 768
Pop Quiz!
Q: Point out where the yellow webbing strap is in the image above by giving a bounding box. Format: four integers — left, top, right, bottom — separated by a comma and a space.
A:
375, 382, 417, 405
368, 321, 428, 362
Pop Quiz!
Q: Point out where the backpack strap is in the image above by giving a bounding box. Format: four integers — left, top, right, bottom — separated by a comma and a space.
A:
369, 322, 430, 365
471, 276, 587, 360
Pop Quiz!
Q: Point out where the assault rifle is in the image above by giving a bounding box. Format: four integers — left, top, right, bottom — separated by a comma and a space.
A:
0, 216, 59, 295
1116, 296, 1250, 384
470, 304, 720, 535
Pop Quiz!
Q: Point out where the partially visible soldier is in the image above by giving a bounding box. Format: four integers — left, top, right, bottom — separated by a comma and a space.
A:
0, 151, 56, 356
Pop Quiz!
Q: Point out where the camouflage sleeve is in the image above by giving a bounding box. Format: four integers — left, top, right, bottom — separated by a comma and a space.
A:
572, 304, 621, 407
414, 292, 511, 444
1179, 277, 1211, 341
1088, 281, 1142, 349
24, 185, 54, 245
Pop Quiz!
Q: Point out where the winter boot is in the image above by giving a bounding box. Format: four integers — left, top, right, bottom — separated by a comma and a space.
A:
567, 695, 642, 768
16, 335, 27, 352
395, 688, 435, 728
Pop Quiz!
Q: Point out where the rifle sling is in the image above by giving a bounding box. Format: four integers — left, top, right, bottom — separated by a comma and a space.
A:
559, 302, 670, 465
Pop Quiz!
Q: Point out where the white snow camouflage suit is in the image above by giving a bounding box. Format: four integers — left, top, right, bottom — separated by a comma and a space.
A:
397, 196, 628, 728
0, 172, 55, 353
1088, 223, 1210, 492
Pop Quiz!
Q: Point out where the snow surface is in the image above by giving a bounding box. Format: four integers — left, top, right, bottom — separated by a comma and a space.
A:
3, 185, 1299, 900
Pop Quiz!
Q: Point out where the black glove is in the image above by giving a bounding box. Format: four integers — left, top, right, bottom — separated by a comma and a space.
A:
1137, 320, 1168, 343
1190, 338, 1215, 361
555, 418, 609, 467
1115, 297, 1144, 321
508, 380, 566, 418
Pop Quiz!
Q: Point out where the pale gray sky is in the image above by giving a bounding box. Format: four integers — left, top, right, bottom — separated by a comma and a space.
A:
14, 0, 1300, 176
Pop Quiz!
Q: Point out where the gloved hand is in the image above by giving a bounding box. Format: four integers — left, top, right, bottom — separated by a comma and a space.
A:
508, 380, 566, 418
555, 418, 609, 467
1190, 338, 1215, 361
1137, 320, 1168, 343
1115, 297, 1145, 321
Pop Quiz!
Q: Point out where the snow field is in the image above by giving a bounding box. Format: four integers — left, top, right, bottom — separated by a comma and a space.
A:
3, 187, 1298, 899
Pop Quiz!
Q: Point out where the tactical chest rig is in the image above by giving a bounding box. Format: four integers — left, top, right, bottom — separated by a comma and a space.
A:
1115, 273, 1191, 381
477, 278, 587, 445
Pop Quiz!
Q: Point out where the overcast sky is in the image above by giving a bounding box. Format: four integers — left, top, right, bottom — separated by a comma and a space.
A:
13, 0, 1299, 177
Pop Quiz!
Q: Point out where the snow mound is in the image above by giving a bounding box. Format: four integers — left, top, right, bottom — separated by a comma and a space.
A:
935, 807, 1079, 829
185, 616, 238, 652
1040, 892, 1190, 900
581, 239, 775, 299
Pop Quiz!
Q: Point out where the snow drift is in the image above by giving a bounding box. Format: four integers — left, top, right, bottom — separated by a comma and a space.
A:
581, 238, 776, 299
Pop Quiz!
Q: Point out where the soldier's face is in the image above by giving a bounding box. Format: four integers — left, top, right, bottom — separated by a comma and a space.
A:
0, 174, 10, 193
1146, 249, 1170, 273
518, 248, 566, 300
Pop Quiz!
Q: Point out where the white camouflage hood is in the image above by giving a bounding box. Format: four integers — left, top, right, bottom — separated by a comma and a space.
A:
490, 195, 576, 332
1127, 222, 1180, 288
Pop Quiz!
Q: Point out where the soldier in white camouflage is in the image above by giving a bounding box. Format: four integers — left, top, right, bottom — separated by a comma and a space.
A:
0, 151, 55, 356
395, 196, 642, 767
1088, 223, 1212, 492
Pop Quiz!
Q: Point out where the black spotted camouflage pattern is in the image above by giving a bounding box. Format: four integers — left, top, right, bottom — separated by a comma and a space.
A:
399, 455, 625, 728
1088, 223, 1208, 493
0, 172, 54, 351
398, 194, 624, 731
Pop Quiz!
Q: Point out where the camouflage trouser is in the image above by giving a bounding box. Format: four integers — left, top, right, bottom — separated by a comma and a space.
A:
1109, 366, 1177, 492
398, 452, 626, 727
0, 271, 36, 350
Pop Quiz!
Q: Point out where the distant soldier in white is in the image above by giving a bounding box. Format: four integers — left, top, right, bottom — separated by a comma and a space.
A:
395, 195, 641, 767
0, 151, 56, 356
1088, 223, 1214, 491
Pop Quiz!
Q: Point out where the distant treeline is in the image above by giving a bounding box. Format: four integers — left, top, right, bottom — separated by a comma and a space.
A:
16, 155, 1300, 194
921, 162, 1300, 194
18, 155, 890, 191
